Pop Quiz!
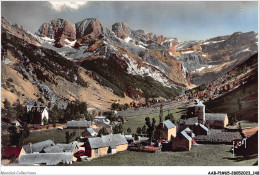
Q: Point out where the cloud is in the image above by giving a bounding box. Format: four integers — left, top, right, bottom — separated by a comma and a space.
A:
48, 1, 87, 11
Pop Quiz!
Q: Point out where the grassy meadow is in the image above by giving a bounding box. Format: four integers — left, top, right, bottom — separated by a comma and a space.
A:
1, 129, 85, 146
123, 108, 185, 133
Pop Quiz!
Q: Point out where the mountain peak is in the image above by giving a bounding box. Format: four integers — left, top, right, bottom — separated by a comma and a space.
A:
75, 18, 103, 39
112, 22, 130, 39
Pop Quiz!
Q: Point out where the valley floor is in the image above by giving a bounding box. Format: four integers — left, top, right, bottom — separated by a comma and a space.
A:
71, 144, 258, 166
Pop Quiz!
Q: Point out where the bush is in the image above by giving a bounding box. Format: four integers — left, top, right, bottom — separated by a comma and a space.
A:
7, 78, 13, 82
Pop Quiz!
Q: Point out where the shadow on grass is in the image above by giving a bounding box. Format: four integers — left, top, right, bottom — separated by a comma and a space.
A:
223, 154, 258, 162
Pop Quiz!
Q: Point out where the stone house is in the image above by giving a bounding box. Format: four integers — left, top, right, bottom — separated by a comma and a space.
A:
85, 134, 128, 159
172, 128, 193, 151
154, 120, 177, 141
27, 103, 49, 126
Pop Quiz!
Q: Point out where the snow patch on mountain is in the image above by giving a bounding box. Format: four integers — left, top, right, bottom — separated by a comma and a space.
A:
124, 36, 132, 43
182, 51, 195, 54
40, 36, 92, 60
203, 40, 225, 45
123, 54, 173, 87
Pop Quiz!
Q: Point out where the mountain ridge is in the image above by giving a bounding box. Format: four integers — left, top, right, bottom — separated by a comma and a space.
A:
1, 16, 258, 110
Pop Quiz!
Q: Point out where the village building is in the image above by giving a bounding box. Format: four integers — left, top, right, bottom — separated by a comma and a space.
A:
27, 102, 49, 126
92, 122, 113, 133
85, 134, 128, 159
1, 146, 26, 161
154, 120, 177, 141
234, 127, 258, 155
81, 127, 98, 138
66, 120, 92, 129
94, 116, 110, 124
19, 140, 78, 165
26, 102, 49, 125
124, 135, 149, 145
22, 140, 55, 154
179, 102, 229, 129
195, 129, 243, 144
56, 143, 79, 154
42, 145, 63, 153
172, 128, 194, 151
193, 124, 209, 136
19, 153, 75, 165
205, 113, 229, 129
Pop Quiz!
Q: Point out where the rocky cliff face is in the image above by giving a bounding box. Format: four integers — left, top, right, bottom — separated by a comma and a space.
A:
112, 22, 130, 39
37, 18, 76, 48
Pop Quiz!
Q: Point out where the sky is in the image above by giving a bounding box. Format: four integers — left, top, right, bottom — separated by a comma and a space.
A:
1, 1, 258, 41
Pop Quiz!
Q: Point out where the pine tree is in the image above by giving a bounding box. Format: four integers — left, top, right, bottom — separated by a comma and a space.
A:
159, 104, 163, 123
98, 127, 109, 137
145, 117, 156, 142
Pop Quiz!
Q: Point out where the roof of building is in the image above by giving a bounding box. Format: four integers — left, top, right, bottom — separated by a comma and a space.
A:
30, 106, 47, 113
94, 122, 112, 134
205, 113, 227, 121
56, 144, 78, 153
195, 129, 243, 143
43, 145, 63, 153
94, 116, 106, 119
88, 137, 107, 149
195, 101, 205, 107
1, 147, 23, 158
183, 127, 195, 138
242, 127, 258, 138
66, 120, 91, 127
19, 153, 73, 165
88, 134, 128, 149
181, 130, 191, 140
22, 140, 55, 153
179, 117, 198, 126
199, 124, 209, 132
163, 120, 176, 129
94, 117, 110, 124
87, 128, 97, 136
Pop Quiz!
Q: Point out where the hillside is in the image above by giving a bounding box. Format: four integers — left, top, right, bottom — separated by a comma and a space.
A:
1, 16, 258, 111
191, 53, 258, 122
1, 29, 135, 110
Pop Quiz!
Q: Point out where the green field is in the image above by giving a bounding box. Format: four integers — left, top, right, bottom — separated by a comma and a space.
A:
72, 144, 258, 166
1, 129, 85, 146
240, 122, 258, 129
123, 108, 185, 133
